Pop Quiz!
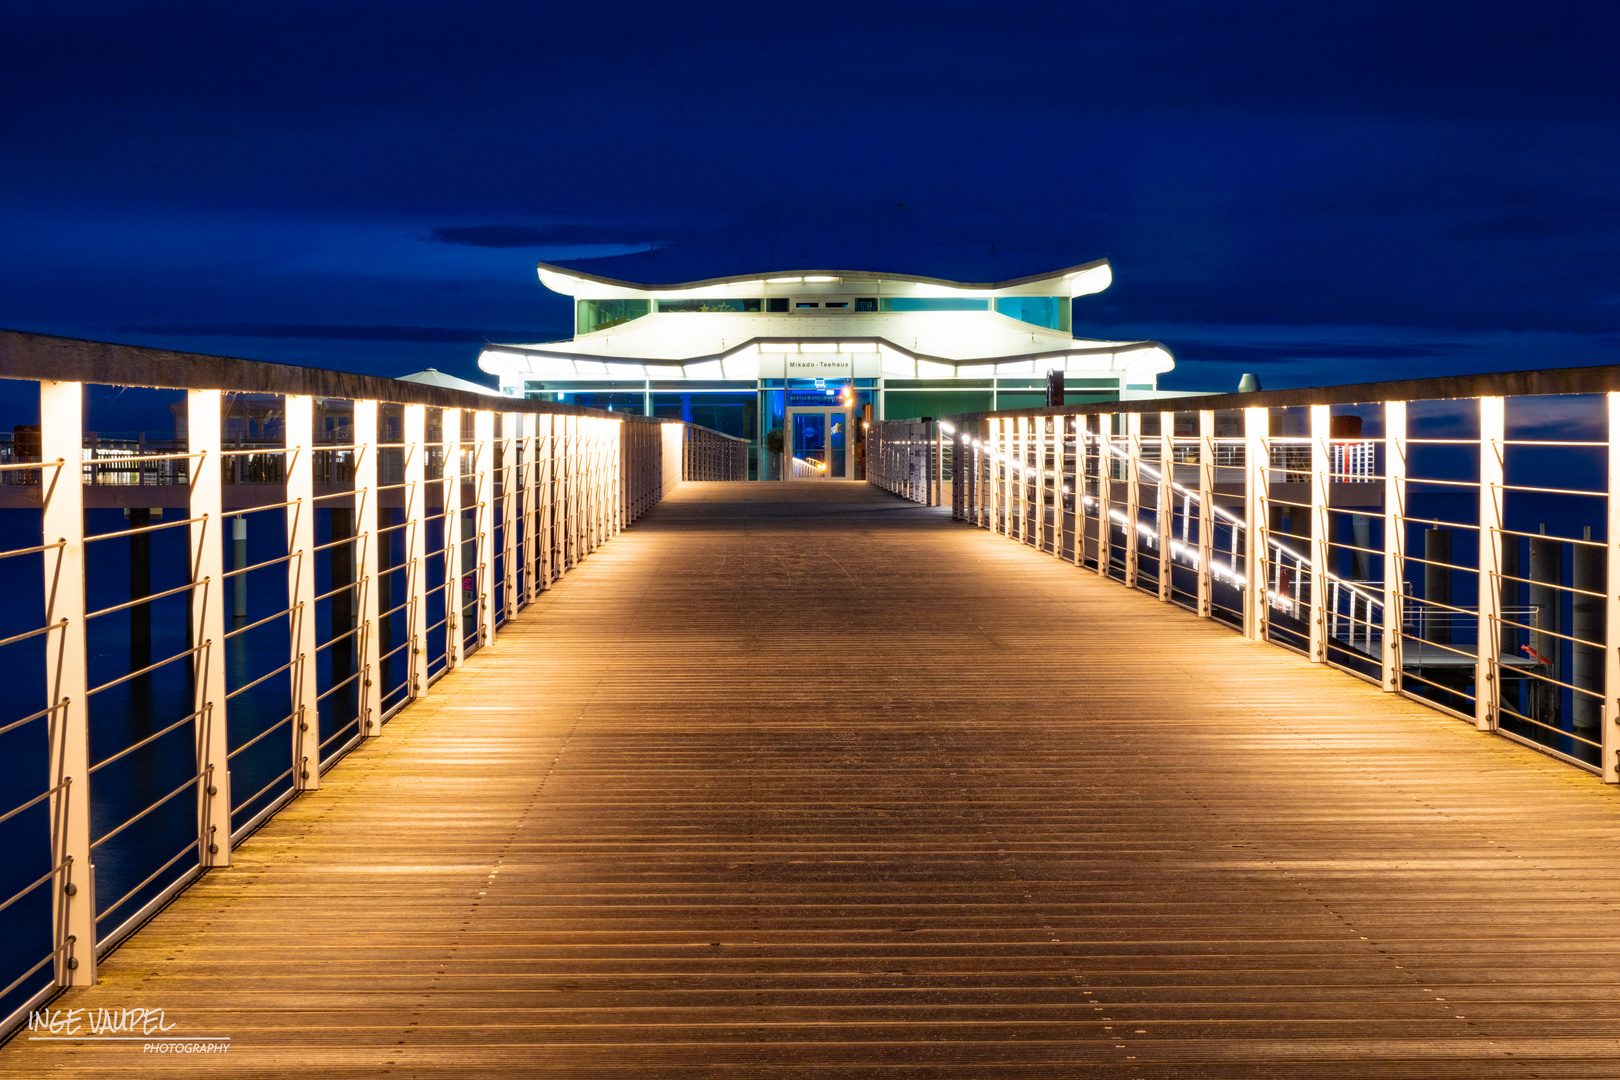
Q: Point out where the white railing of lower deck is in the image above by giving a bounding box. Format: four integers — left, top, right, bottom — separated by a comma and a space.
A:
0, 330, 741, 1040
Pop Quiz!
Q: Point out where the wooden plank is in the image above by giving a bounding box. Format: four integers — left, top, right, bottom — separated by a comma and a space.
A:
9, 482, 1620, 1077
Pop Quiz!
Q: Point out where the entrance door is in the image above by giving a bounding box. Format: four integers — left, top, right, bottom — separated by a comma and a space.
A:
788, 409, 851, 479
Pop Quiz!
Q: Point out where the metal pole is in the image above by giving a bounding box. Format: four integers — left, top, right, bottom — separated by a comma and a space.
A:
1604, 392, 1620, 783
187, 389, 230, 866
1198, 410, 1215, 618
403, 404, 428, 700
1125, 412, 1141, 589
1310, 404, 1331, 662
41, 379, 95, 985
1244, 405, 1268, 642
442, 407, 464, 671
284, 394, 320, 790
474, 409, 495, 650
1477, 397, 1504, 732
354, 400, 381, 735
1383, 401, 1407, 692
1096, 413, 1113, 578
1158, 411, 1174, 602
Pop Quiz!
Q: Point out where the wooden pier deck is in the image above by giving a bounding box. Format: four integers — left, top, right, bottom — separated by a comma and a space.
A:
8, 481, 1620, 1077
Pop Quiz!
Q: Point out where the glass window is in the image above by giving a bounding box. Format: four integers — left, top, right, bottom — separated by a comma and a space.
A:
883, 390, 992, 420
878, 298, 989, 312
766, 298, 790, 313
650, 392, 757, 439
554, 392, 646, 411
994, 296, 1071, 332
795, 302, 819, 309
655, 298, 762, 313
576, 298, 651, 335
854, 297, 878, 312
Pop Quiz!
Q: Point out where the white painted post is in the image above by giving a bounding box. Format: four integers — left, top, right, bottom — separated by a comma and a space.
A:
1097, 414, 1113, 577
1198, 410, 1215, 618
442, 408, 464, 670
1478, 396, 1505, 733
1383, 401, 1407, 692
1310, 404, 1331, 663
501, 411, 519, 620
1244, 405, 1269, 642
539, 412, 553, 589
41, 379, 95, 985
1159, 411, 1174, 602
284, 395, 320, 790
474, 409, 495, 650
1072, 414, 1088, 566
1125, 412, 1142, 589
1605, 393, 1620, 783
354, 400, 382, 735
403, 405, 428, 701
187, 390, 230, 863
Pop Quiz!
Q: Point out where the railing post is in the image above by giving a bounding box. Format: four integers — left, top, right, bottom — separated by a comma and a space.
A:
1198, 410, 1215, 617
1244, 405, 1269, 642
187, 389, 230, 866
442, 407, 464, 671
41, 379, 95, 985
1125, 412, 1141, 589
1605, 392, 1620, 783
1073, 414, 1088, 566
500, 411, 519, 621
537, 412, 553, 591
1478, 396, 1505, 733
284, 394, 320, 790
1383, 401, 1407, 692
1158, 410, 1174, 601
474, 409, 495, 650
354, 400, 382, 735
1310, 404, 1331, 662
1096, 413, 1113, 577
403, 404, 428, 700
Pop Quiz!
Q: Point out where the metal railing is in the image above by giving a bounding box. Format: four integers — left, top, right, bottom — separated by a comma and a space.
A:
871, 366, 1620, 792
0, 328, 741, 1040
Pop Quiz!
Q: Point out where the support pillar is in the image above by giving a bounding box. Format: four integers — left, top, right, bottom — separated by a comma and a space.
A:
474, 409, 495, 649
1125, 412, 1141, 588
442, 408, 464, 670
1198, 410, 1215, 618
403, 404, 428, 700
1477, 397, 1504, 732
1604, 392, 1620, 782
1158, 411, 1174, 601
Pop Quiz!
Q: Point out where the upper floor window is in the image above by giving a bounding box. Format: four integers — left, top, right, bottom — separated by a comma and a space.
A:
577, 298, 651, 335
656, 298, 763, 313
994, 296, 1071, 332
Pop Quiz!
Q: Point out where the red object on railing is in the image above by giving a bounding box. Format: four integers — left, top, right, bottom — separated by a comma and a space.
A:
1520, 644, 1553, 665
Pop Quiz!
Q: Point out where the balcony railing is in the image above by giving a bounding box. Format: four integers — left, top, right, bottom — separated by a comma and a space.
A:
0, 329, 740, 1041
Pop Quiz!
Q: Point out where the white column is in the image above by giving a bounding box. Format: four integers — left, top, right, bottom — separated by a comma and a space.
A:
1605, 393, 1620, 783
1125, 412, 1142, 589
474, 409, 495, 650
1244, 405, 1269, 642
442, 408, 464, 670
354, 401, 381, 734
284, 395, 320, 790
1310, 404, 1332, 663
41, 379, 95, 985
1072, 414, 1088, 566
520, 416, 537, 605
1383, 401, 1407, 692
403, 405, 428, 700
1478, 397, 1505, 733
187, 390, 230, 864
500, 411, 518, 622
1159, 411, 1174, 601
539, 413, 554, 590
1198, 410, 1215, 618
1096, 414, 1113, 577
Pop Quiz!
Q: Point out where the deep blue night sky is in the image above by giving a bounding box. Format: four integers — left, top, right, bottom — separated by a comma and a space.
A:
1, 1, 1616, 393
